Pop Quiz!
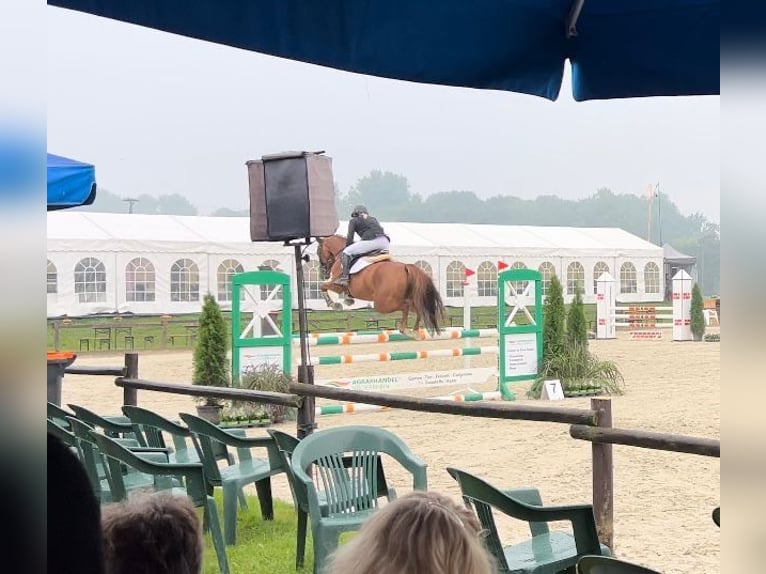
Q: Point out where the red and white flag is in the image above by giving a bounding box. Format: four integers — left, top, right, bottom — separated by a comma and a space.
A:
498, 261, 509, 271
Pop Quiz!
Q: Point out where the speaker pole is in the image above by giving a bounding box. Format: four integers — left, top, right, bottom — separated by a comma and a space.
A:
292, 239, 316, 439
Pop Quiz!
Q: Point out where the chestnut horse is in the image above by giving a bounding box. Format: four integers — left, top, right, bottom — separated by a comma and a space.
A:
316, 235, 446, 334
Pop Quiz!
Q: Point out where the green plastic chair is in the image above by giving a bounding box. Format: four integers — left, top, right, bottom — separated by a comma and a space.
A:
47, 402, 76, 430
447, 467, 611, 574
67, 416, 168, 503
268, 429, 398, 569
67, 403, 137, 439
91, 431, 230, 574
291, 425, 428, 574
179, 412, 285, 545
48, 417, 76, 447
577, 555, 661, 574
122, 405, 249, 510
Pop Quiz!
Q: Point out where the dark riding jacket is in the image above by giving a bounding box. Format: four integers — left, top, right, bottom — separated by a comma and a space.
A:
345, 215, 387, 245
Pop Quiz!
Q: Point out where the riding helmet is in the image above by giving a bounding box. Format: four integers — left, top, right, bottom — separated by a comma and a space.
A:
351, 205, 368, 217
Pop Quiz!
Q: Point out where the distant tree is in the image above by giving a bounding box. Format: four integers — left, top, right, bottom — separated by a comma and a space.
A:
420, 191, 486, 223
211, 207, 248, 217
343, 170, 414, 218
157, 194, 197, 215
72, 188, 126, 213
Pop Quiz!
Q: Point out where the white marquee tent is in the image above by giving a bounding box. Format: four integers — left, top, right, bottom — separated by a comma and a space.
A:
47, 212, 664, 317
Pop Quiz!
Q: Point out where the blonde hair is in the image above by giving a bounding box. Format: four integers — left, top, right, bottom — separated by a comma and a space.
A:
325, 490, 494, 574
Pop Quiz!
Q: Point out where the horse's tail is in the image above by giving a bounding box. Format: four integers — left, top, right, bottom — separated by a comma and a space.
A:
404, 264, 446, 334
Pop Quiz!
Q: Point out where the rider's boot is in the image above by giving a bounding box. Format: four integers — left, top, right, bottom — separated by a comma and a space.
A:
333, 253, 351, 287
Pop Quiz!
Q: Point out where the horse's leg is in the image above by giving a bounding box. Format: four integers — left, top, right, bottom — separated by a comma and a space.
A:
399, 305, 410, 335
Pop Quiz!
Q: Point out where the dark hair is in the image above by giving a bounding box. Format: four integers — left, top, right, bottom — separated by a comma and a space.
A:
101, 492, 203, 574
47, 432, 105, 574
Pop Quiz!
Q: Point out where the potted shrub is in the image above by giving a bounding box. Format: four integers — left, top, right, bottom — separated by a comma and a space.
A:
238, 363, 296, 424
690, 283, 706, 342
192, 293, 230, 424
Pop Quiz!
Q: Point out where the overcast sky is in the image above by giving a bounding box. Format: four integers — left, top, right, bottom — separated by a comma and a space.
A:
47, 7, 720, 222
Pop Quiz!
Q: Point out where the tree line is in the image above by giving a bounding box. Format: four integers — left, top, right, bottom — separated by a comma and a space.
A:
72, 170, 720, 295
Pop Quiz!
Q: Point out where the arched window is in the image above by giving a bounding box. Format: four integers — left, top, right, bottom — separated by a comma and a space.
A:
260, 259, 281, 271
217, 259, 244, 302
171, 259, 200, 302
538, 262, 556, 297
477, 261, 497, 297
644, 262, 661, 294
593, 262, 610, 294
74, 257, 106, 303
446, 261, 466, 298
258, 259, 283, 301
126, 258, 156, 302
414, 260, 433, 278
47, 260, 57, 294
566, 262, 585, 295
507, 261, 528, 296
620, 262, 637, 294
302, 261, 323, 300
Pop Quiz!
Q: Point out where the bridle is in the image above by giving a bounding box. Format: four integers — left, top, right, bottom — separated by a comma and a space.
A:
317, 238, 340, 280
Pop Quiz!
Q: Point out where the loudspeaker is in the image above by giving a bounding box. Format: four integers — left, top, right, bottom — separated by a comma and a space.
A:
247, 151, 339, 242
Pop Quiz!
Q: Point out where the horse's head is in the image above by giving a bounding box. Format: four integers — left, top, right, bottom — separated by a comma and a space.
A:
316, 235, 345, 279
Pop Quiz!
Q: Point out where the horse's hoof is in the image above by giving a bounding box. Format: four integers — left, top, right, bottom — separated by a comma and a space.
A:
332, 303, 344, 311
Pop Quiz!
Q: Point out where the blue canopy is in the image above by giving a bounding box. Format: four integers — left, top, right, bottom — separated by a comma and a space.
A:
47, 153, 97, 211
48, 0, 719, 101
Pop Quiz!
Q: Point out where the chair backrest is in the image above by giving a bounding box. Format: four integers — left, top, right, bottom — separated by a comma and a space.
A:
179, 412, 245, 482
48, 402, 75, 429
122, 405, 190, 452
577, 555, 661, 574
67, 403, 134, 438
291, 425, 427, 517
48, 418, 77, 449
66, 417, 107, 498
267, 429, 303, 507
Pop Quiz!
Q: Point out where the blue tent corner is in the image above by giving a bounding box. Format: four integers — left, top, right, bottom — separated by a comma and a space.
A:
47, 153, 97, 211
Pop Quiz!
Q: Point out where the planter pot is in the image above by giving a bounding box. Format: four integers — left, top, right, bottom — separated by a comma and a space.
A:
196, 404, 223, 425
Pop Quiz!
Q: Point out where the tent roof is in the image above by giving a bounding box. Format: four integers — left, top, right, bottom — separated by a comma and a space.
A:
663, 242, 697, 264
47, 212, 662, 256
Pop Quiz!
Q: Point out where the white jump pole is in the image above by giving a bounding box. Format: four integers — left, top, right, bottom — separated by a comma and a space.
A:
463, 269, 474, 369
596, 272, 616, 340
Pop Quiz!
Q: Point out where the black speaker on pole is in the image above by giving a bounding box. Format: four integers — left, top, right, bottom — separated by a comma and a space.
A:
246, 150, 339, 438
247, 151, 338, 242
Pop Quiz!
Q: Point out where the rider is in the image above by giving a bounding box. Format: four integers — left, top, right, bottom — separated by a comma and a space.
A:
333, 205, 390, 287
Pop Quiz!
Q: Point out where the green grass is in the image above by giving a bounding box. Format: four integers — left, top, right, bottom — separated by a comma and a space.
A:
202, 494, 357, 574
47, 304, 599, 353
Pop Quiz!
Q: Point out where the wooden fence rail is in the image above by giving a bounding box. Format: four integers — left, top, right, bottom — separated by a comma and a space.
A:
570, 425, 720, 458
116, 378, 303, 409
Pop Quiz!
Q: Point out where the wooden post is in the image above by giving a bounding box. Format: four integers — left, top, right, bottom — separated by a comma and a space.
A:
161, 316, 169, 349
123, 352, 139, 406
53, 321, 61, 351
591, 398, 614, 552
